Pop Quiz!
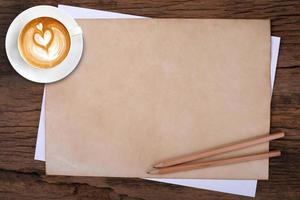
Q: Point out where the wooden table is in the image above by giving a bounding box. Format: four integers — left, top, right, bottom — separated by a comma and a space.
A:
0, 1, 299, 199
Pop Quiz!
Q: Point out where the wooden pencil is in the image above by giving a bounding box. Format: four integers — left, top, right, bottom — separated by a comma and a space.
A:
148, 150, 281, 175
154, 132, 284, 168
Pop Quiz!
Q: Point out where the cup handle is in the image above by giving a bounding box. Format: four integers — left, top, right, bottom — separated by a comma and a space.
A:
69, 26, 82, 37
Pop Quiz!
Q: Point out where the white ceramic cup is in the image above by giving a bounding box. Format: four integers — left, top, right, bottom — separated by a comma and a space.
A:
6, 5, 84, 83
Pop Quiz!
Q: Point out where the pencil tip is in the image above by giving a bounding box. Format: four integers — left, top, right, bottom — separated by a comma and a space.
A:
147, 169, 159, 175
153, 162, 165, 168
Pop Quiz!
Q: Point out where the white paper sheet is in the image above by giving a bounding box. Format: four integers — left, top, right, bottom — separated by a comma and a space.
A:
34, 4, 281, 197
271, 37, 281, 88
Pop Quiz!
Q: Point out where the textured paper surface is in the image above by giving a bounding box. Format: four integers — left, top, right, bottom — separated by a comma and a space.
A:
35, 6, 281, 196
33, 5, 279, 196
38, 5, 261, 197
34, 5, 279, 196
46, 19, 271, 179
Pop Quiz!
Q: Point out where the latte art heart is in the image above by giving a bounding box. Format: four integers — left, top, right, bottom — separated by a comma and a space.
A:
34, 29, 53, 48
36, 22, 43, 31
18, 17, 71, 68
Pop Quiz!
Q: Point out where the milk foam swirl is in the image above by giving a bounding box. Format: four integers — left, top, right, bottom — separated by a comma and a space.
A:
18, 17, 71, 68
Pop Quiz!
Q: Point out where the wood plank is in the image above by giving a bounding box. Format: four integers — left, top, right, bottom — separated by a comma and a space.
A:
0, 0, 299, 199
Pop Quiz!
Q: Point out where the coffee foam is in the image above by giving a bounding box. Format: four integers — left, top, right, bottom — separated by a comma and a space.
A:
19, 17, 71, 68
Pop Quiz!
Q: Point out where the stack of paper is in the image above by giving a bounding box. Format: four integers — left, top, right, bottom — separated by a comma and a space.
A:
34, 4, 280, 197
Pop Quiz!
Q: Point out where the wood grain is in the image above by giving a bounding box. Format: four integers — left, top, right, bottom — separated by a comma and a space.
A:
0, 0, 299, 199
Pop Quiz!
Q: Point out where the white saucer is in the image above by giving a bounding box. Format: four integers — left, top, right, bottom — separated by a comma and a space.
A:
5, 5, 83, 83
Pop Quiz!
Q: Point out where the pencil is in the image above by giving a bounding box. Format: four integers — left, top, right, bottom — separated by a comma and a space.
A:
154, 132, 284, 168
148, 150, 281, 175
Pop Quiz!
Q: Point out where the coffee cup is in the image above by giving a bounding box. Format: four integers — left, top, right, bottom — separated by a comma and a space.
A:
6, 5, 83, 83
18, 16, 82, 69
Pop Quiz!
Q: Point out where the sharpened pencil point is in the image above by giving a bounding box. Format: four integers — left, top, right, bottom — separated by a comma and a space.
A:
147, 169, 159, 175
153, 162, 165, 168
